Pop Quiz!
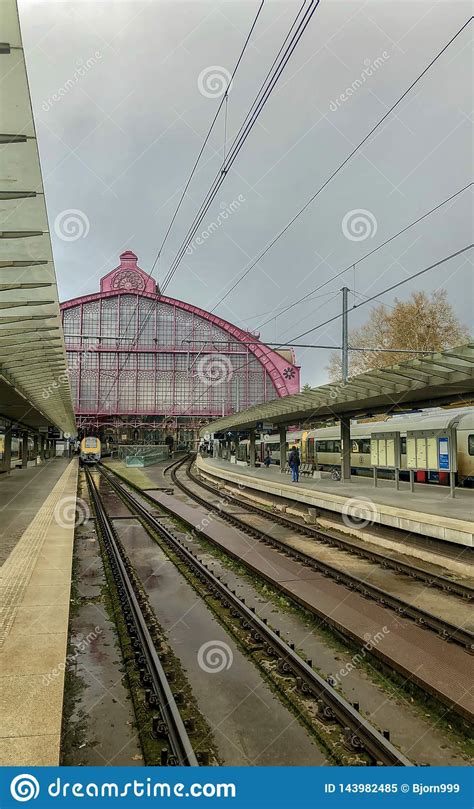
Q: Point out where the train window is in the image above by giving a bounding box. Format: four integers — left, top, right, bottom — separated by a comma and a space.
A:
85, 438, 97, 448
351, 440, 359, 452
360, 439, 371, 454
468, 434, 474, 456
334, 440, 341, 453
316, 441, 326, 452
401, 437, 407, 455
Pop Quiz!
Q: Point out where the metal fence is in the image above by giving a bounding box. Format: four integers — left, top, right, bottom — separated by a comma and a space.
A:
116, 444, 170, 467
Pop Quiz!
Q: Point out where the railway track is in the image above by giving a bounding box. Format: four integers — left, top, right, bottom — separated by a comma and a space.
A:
84, 467, 199, 767
167, 456, 473, 651
98, 462, 413, 766
186, 460, 473, 601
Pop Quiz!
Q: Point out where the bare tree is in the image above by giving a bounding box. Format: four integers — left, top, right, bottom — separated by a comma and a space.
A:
327, 290, 470, 381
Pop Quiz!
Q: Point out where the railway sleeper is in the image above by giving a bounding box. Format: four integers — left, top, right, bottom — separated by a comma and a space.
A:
343, 728, 365, 754
316, 700, 337, 724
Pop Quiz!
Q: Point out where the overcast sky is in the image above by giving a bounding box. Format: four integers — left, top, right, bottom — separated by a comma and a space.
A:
18, 0, 473, 386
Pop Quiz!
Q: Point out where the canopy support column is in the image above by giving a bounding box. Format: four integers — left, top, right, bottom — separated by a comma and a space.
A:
2, 427, 12, 474
340, 416, 351, 481
249, 430, 256, 468
279, 425, 286, 473
21, 431, 28, 469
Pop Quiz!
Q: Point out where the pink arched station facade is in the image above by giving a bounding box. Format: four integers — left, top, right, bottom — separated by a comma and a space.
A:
60, 251, 300, 442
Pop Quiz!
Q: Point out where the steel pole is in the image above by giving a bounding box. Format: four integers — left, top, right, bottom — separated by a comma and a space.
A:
341, 286, 349, 383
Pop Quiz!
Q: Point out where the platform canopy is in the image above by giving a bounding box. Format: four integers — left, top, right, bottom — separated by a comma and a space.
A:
0, 0, 76, 435
200, 343, 474, 435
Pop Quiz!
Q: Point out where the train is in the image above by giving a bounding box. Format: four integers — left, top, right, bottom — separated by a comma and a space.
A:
79, 436, 102, 464
236, 408, 474, 486
0, 434, 26, 468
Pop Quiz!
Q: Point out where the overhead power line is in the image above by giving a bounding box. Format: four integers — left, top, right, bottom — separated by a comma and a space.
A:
207, 18, 472, 317
94, 2, 267, 416
175, 244, 473, 420
150, 0, 266, 277
160, 0, 321, 293
255, 182, 472, 330
288, 244, 473, 343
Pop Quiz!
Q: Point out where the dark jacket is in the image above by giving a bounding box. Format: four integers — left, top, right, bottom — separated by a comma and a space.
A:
289, 449, 300, 468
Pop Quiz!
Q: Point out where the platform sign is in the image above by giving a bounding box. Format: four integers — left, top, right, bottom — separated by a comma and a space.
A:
370, 432, 400, 469
407, 429, 456, 472
438, 436, 450, 470
256, 421, 273, 431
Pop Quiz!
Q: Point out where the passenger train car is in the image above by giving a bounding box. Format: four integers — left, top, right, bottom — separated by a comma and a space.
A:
79, 436, 101, 464
237, 431, 302, 465
237, 409, 474, 486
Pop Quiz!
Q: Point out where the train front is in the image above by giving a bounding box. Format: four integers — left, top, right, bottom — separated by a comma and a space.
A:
80, 436, 101, 464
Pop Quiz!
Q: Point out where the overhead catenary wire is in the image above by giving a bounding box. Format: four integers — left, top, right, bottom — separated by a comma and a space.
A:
160, 0, 320, 293
150, 0, 266, 278
175, 245, 473, 420
95, 1, 267, 416
205, 19, 472, 318
95, 0, 320, 416
95, 16, 471, 418
255, 182, 472, 330
287, 244, 474, 344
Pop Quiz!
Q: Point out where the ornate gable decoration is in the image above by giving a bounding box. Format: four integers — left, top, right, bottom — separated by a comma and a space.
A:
100, 250, 158, 295
111, 269, 145, 292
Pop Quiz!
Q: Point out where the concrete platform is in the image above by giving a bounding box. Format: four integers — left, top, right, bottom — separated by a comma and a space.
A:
197, 456, 474, 547
0, 458, 73, 565
0, 459, 78, 765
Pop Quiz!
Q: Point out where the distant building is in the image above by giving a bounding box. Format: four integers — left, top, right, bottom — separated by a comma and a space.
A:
60, 251, 300, 445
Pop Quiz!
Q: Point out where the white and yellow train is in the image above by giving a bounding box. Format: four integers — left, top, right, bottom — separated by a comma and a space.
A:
79, 436, 102, 464
237, 408, 474, 486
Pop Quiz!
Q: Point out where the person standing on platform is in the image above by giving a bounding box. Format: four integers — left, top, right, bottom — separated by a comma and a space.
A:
289, 446, 300, 482
264, 447, 271, 468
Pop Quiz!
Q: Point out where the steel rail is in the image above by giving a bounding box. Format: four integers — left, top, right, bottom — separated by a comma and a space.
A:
85, 468, 199, 766
99, 463, 413, 766
188, 461, 473, 601
171, 459, 473, 651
